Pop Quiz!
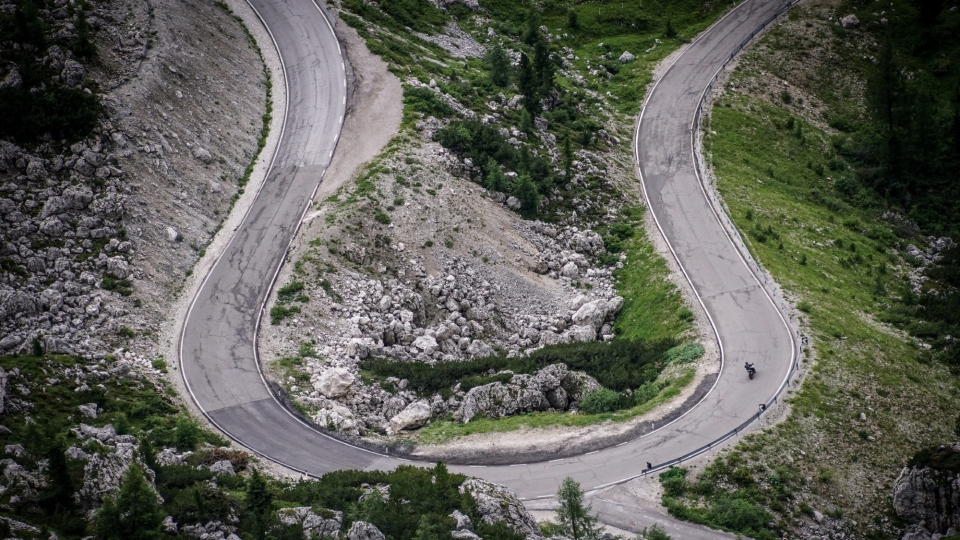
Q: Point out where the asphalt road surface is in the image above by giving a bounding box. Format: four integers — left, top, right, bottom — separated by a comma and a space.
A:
179, 0, 797, 502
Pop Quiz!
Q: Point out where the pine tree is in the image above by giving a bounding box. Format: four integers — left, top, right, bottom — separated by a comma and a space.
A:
517, 53, 541, 117
95, 465, 164, 540
246, 468, 272, 515
14, 0, 46, 50
72, 8, 96, 58
485, 159, 508, 193
486, 42, 510, 88
139, 438, 157, 472
522, 8, 541, 46
567, 9, 580, 30
520, 110, 533, 134
555, 478, 602, 540
513, 174, 539, 216
533, 39, 555, 99
664, 19, 677, 39
42, 436, 74, 513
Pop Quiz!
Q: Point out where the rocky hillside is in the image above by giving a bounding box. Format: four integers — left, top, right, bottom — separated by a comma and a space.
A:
259, 0, 718, 454
0, 0, 268, 366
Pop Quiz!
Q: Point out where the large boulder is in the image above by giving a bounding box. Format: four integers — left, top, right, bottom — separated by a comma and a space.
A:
561, 371, 602, 404
893, 444, 960, 536
314, 403, 357, 433
533, 363, 568, 391
454, 375, 548, 423
389, 400, 432, 432
571, 297, 623, 332
60, 59, 85, 87
347, 521, 386, 540
458, 479, 540, 537
840, 14, 860, 28
412, 335, 439, 355
313, 368, 355, 398
277, 507, 342, 539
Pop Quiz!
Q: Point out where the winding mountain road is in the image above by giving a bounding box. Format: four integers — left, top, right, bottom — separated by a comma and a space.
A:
179, 0, 798, 501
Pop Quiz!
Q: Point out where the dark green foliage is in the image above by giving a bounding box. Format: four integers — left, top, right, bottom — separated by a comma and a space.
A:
173, 416, 202, 451
96, 466, 165, 540
522, 8, 541, 46
72, 8, 96, 58
639, 524, 672, 540
555, 478, 603, 540
513, 174, 539, 215
517, 53, 541, 116
567, 9, 580, 30
404, 87, 455, 118
11, 0, 46, 49
486, 42, 511, 88
270, 304, 301, 324
31, 337, 43, 357
658, 467, 687, 497
276, 281, 305, 303
659, 452, 792, 540
435, 120, 557, 216
664, 19, 677, 38
361, 338, 674, 398
908, 444, 960, 473
0, 13, 103, 143
484, 158, 509, 192
101, 276, 133, 296
578, 388, 627, 414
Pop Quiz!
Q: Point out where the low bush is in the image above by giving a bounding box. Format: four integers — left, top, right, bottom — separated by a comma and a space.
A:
361, 338, 676, 398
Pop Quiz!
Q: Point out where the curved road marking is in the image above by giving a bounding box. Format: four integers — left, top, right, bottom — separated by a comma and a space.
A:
178, 0, 800, 500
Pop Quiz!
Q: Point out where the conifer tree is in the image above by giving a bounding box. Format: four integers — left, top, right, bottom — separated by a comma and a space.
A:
522, 8, 541, 46
95, 465, 164, 540
517, 53, 540, 117
513, 174, 539, 215
486, 42, 510, 88
555, 478, 602, 540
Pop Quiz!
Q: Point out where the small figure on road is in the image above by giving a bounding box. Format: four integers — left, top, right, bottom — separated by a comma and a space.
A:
745, 362, 756, 379
646, 462, 653, 470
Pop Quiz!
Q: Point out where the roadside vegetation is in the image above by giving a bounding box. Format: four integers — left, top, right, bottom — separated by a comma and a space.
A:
658, 0, 960, 537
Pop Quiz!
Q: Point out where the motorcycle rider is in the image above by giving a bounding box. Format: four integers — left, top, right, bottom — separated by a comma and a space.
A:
744, 362, 756, 375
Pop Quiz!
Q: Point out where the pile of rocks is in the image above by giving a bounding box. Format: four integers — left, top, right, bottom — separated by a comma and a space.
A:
416, 22, 486, 59
0, 138, 132, 357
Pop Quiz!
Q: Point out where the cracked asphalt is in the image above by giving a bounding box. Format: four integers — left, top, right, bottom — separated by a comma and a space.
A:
178, 0, 797, 503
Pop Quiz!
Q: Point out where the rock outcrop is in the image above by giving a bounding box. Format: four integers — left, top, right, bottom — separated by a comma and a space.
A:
454, 364, 600, 423
894, 443, 960, 539
277, 507, 342, 539
458, 478, 541, 537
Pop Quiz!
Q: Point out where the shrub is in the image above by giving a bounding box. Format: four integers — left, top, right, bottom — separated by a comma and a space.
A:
665, 343, 704, 364
361, 338, 676, 398
270, 305, 300, 324
659, 467, 687, 497
706, 496, 772, 534
579, 388, 627, 414
403, 87, 454, 117
152, 359, 167, 372
276, 281, 305, 303
374, 210, 391, 224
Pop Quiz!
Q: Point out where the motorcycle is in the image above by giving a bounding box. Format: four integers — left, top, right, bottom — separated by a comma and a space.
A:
745, 363, 756, 380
